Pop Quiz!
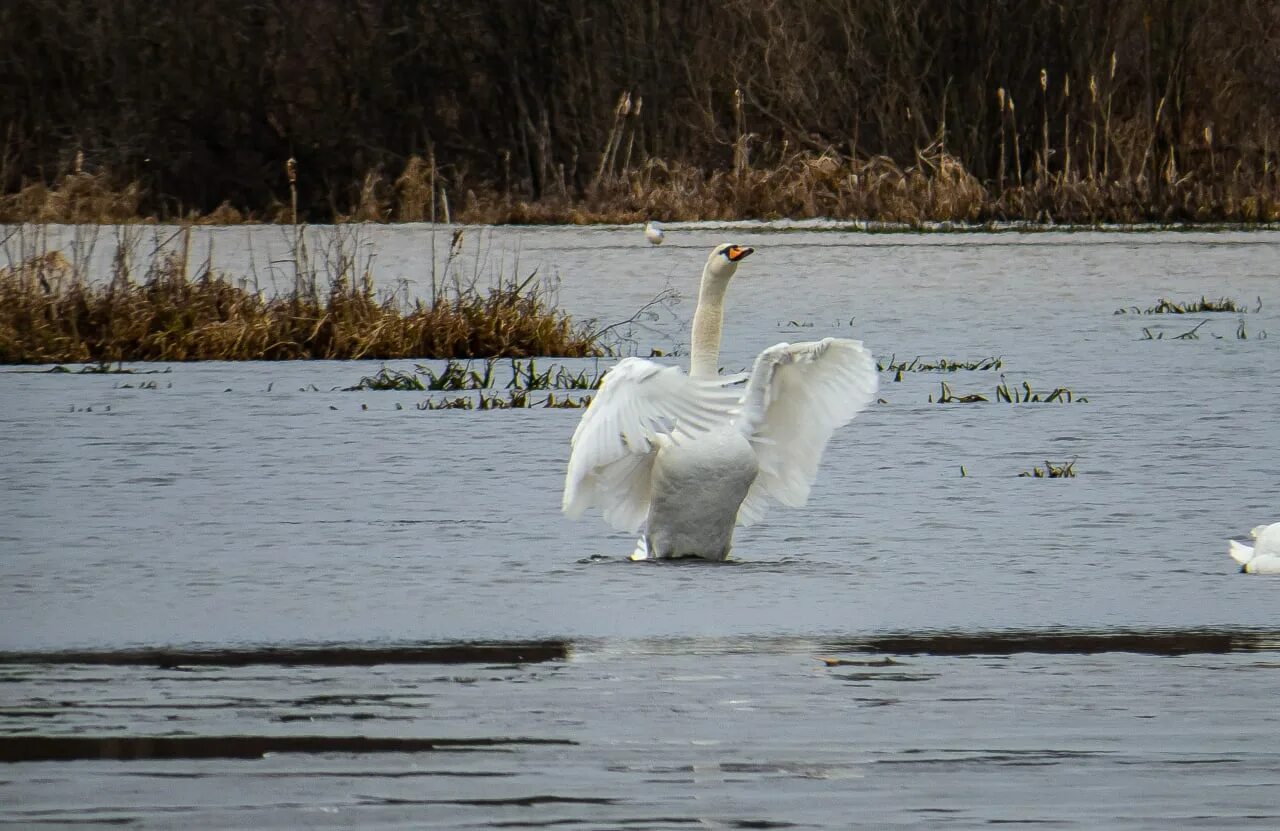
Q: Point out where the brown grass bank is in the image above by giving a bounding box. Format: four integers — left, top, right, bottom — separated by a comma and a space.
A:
0, 228, 604, 364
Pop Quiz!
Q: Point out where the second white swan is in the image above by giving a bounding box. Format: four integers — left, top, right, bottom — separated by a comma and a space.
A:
1229, 523, 1280, 574
562, 244, 878, 560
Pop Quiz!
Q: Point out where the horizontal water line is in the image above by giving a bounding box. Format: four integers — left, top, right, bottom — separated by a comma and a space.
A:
574, 628, 1280, 658
0, 640, 568, 667
0, 735, 575, 763
5, 630, 1279, 668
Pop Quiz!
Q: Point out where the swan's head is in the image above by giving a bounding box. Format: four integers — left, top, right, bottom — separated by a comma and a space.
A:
705, 243, 754, 280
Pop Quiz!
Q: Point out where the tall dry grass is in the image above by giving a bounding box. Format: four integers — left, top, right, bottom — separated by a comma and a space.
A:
6, 142, 1276, 227
0, 226, 604, 364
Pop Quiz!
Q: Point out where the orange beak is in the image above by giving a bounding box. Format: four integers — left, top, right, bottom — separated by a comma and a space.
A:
726, 245, 754, 262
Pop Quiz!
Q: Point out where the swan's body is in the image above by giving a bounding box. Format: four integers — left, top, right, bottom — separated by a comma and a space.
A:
642, 427, 758, 559
644, 221, 665, 245
1229, 523, 1280, 574
563, 244, 878, 560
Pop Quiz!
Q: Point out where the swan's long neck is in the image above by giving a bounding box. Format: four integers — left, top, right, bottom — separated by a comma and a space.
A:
688, 266, 730, 378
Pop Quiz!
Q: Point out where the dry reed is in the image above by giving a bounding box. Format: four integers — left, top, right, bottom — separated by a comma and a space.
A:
0, 230, 604, 364
8, 143, 1275, 228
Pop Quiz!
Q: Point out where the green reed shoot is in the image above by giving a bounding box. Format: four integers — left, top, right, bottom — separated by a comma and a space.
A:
994, 379, 1086, 403
930, 381, 988, 403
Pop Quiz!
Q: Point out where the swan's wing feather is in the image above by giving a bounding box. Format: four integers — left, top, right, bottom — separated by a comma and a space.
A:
1228, 539, 1255, 565
737, 338, 878, 527
563, 358, 743, 531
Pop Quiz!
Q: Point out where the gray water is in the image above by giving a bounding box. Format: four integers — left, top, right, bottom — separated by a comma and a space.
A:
2, 225, 1279, 827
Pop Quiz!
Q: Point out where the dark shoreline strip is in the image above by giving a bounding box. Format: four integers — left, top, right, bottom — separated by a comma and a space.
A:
836, 631, 1280, 656
0, 641, 568, 668
0, 735, 575, 763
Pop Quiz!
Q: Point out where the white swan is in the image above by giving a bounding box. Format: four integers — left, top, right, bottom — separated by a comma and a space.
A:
644, 221, 665, 245
562, 244, 879, 560
1229, 523, 1280, 574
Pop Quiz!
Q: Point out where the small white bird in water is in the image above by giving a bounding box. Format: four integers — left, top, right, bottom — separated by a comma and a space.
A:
1228, 523, 1280, 573
644, 221, 664, 245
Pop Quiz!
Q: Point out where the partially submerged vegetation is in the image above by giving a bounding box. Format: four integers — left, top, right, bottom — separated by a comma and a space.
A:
881, 355, 1003, 383
1139, 320, 1265, 340
345, 358, 605, 410
1019, 459, 1078, 478
1115, 296, 1257, 315
0, 228, 605, 364
348, 359, 603, 392
417, 391, 591, 411
930, 380, 1087, 404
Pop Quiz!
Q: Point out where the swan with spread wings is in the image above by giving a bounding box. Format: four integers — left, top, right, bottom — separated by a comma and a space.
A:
562, 244, 878, 560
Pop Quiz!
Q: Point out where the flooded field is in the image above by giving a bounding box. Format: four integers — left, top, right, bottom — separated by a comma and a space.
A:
3, 225, 1280, 827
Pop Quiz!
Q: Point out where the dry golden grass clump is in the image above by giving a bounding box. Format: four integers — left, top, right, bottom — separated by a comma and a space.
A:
0, 242, 604, 364
0, 169, 143, 224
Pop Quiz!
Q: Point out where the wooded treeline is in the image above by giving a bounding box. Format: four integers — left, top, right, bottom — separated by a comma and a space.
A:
2, 0, 1278, 223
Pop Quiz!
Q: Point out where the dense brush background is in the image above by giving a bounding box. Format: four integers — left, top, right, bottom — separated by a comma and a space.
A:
2, 0, 1278, 222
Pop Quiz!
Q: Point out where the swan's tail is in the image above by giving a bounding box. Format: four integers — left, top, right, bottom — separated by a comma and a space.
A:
1228, 539, 1254, 566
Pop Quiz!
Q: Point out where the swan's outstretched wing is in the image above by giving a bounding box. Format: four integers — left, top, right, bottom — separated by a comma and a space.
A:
563, 357, 744, 532
736, 338, 879, 526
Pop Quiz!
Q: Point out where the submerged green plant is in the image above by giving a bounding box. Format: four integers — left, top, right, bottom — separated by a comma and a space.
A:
1019, 459, 1077, 478
994, 379, 1086, 403
1140, 318, 1266, 340
1115, 296, 1255, 315
882, 355, 1004, 382
879, 354, 1003, 373
350, 358, 603, 393
348, 367, 427, 391
931, 378, 1087, 404
929, 380, 987, 403
413, 389, 592, 410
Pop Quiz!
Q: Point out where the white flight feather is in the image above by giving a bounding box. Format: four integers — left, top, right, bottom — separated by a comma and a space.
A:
735, 338, 879, 526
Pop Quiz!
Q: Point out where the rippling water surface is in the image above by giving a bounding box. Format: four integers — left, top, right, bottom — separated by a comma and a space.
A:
3, 225, 1279, 827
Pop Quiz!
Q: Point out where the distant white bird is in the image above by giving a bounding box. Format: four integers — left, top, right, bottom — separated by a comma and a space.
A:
644, 221, 664, 245
1229, 523, 1280, 574
562, 244, 878, 561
